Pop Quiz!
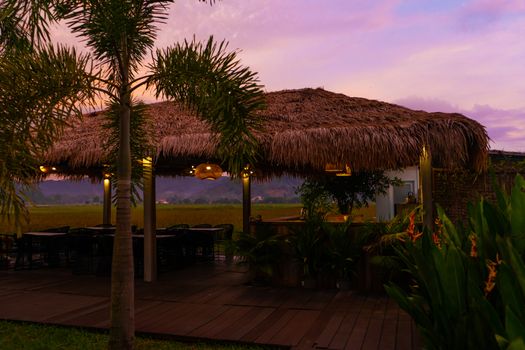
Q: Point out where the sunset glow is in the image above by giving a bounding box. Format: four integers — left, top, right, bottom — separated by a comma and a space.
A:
52, 0, 525, 151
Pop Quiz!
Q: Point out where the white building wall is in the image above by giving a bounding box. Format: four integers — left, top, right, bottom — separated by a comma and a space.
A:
375, 166, 419, 221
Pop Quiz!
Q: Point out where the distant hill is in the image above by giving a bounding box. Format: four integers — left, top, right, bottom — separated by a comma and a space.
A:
26, 176, 303, 205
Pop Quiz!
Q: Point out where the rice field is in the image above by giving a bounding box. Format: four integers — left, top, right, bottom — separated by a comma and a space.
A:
0, 204, 376, 233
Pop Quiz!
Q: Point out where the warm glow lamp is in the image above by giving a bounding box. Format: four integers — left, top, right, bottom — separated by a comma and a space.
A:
194, 163, 222, 180
325, 163, 351, 176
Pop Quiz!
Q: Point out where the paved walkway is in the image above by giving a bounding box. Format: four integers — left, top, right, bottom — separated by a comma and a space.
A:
0, 264, 420, 349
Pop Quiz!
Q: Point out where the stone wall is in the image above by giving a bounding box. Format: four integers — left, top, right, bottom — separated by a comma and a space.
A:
433, 164, 521, 223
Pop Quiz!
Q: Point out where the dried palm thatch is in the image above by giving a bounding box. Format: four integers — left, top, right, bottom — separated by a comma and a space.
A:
45, 88, 489, 177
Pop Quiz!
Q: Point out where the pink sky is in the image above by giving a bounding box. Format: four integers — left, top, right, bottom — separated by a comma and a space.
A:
52, 0, 525, 151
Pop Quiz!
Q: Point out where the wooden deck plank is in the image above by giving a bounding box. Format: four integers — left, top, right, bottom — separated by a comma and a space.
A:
255, 309, 298, 344
205, 286, 249, 306
179, 285, 230, 304
0, 291, 106, 323
375, 298, 398, 350
150, 303, 230, 335
412, 320, 422, 350
282, 288, 315, 309
135, 302, 198, 331
56, 302, 110, 328
294, 290, 358, 349
270, 309, 320, 346
344, 297, 382, 350
396, 314, 413, 350
313, 310, 346, 348
44, 299, 109, 324
303, 290, 337, 310
231, 286, 292, 308
189, 305, 252, 338
241, 308, 290, 343
219, 306, 275, 340
0, 265, 417, 349
360, 297, 388, 350
328, 295, 367, 349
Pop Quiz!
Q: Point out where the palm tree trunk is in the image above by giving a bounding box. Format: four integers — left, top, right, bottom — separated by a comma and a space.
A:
109, 38, 135, 350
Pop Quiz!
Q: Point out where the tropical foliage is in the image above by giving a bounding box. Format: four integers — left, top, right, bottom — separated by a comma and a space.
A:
234, 213, 370, 289
324, 220, 369, 282
0, 42, 94, 227
230, 224, 287, 283
386, 175, 525, 350
0, 1, 265, 349
297, 171, 399, 215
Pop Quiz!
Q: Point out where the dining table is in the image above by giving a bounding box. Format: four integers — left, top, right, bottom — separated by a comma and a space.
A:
85, 226, 116, 233
169, 227, 225, 261
22, 231, 69, 269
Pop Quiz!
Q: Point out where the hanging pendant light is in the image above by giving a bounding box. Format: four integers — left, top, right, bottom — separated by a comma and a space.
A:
39, 165, 57, 173
325, 163, 351, 176
336, 164, 352, 176
194, 163, 222, 180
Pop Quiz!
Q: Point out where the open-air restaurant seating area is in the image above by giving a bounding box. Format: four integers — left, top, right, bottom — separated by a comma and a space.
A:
0, 223, 233, 276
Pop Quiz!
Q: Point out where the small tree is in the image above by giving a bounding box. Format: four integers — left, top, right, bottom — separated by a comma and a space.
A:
298, 171, 400, 215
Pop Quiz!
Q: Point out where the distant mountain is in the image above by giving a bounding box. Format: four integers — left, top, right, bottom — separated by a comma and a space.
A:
26, 176, 303, 205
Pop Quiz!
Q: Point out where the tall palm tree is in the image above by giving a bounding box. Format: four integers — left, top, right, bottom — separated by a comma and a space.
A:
0, 1, 265, 349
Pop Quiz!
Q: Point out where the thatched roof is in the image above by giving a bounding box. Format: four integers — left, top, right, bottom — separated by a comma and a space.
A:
45, 88, 489, 177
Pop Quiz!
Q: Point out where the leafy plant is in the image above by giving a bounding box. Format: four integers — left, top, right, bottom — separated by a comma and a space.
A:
323, 220, 368, 282
296, 180, 333, 218
297, 172, 400, 215
289, 212, 328, 281
363, 210, 415, 284
386, 175, 525, 350
231, 225, 287, 284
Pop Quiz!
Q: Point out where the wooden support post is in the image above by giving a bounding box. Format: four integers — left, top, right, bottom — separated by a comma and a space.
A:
143, 157, 157, 282
419, 146, 434, 229
242, 175, 251, 234
103, 177, 112, 225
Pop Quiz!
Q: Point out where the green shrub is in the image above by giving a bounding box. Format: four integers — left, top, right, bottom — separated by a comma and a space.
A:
386, 175, 525, 349
230, 224, 287, 283
323, 220, 369, 282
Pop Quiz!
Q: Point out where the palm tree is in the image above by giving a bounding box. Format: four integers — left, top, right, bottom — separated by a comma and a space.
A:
0, 1, 265, 349
0, 3, 95, 227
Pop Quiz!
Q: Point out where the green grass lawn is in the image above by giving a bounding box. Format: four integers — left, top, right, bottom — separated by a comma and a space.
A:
0, 203, 376, 234
0, 321, 275, 350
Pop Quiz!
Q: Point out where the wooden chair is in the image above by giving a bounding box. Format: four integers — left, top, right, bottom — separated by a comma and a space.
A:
68, 228, 96, 274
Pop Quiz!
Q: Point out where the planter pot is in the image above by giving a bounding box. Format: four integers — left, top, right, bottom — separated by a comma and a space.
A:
0, 258, 9, 270
278, 258, 301, 287
301, 277, 317, 289
336, 279, 351, 290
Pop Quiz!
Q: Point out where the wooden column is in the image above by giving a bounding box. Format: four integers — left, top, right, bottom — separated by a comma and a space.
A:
242, 174, 251, 234
103, 177, 112, 225
143, 157, 157, 282
419, 146, 434, 229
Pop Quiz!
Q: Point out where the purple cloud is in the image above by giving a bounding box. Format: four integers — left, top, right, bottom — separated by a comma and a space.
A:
458, 0, 525, 30
396, 97, 525, 152
47, 1, 525, 151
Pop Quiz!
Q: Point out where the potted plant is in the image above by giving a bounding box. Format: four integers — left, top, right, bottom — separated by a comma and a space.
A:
361, 209, 416, 292
231, 224, 287, 285
324, 221, 369, 290
291, 213, 326, 288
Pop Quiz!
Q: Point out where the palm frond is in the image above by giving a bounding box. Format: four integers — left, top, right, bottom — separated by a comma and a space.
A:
149, 36, 266, 175
0, 44, 95, 226
62, 0, 171, 82
0, 0, 57, 52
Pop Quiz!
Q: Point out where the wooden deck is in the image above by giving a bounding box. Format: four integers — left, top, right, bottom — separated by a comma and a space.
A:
0, 264, 421, 349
